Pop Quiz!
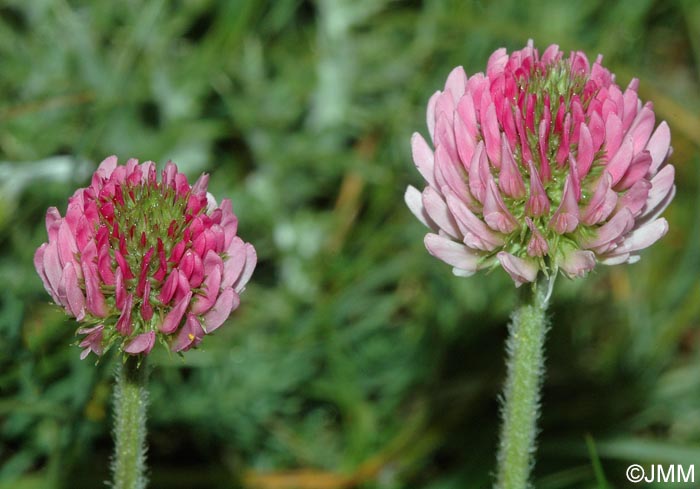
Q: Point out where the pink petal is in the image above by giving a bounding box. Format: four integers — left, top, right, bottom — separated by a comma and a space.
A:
172, 314, 206, 352
233, 244, 256, 293
42, 242, 63, 300
411, 133, 436, 188
191, 252, 223, 315
606, 136, 634, 186
642, 165, 675, 219
558, 250, 596, 278
58, 262, 85, 320
604, 114, 623, 162
646, 121, 671, 174
422, 187, 461, 239
124, 331, 156, 355
96, 156, 118, 179
435, 144, 471, 202
617, 179, 651, 217
581, 173, 616, 225
615, 151, 652, 191
405, 185, 431, 228
468, 141, 489, 203
160, 291, 192, 334
498, 135, 526, 199
526, 218, 549, 257
34, 243, 59, 303
203, 288, 239, 332
424, 233, 480, 272
613, 218, 668, 255
581, 208, 635, 250
444, 189, 503, 251
116, 294, 134, 335
483, 177, 518, 233
481, 103, 502, 168
626, 103, 655, 154
576, 123, 594, 178
548, 175, 579, 234
526, 161, 550, 217
222, 237, 247, 289
426, 91, 440, 141
497, 252, 538, 287
444, 66, 467, 103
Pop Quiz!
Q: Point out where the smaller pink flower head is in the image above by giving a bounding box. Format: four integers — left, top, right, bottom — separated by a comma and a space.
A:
405, 40, 675, 286
34, 157, 256, 359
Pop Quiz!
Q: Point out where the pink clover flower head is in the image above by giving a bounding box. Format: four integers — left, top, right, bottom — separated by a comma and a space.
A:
34, 157, 256, 358
405, 40, 675, 286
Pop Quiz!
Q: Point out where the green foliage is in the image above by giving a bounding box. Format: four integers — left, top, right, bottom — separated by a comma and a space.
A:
1, 1, 699, 488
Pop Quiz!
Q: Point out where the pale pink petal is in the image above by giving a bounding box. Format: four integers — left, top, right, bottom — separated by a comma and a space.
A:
422, 187, 461, 239
233, 243, 256, 293
424, 233, 480, 271
558, 250, 596, 278
497, 252, 538, 287
411, 132, 436, 188
404, 185, 432, 229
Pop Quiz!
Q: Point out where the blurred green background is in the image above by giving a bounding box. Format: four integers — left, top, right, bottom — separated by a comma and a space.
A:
1, 0, 699, 488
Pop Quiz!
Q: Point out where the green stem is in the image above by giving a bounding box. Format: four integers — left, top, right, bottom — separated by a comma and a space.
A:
495, 274, 554, 489
112, 356, 149, 489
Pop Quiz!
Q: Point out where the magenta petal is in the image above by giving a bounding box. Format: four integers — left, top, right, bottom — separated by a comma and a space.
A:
160, 291, 192, 334
124, 331, 156, 355
497, 252, 538, 287
159, 269, 180, 304
202, 288, 239, 332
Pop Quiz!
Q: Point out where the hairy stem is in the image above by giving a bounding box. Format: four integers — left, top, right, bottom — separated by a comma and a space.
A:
112, 356, 149, 489
495, 274, 554, 489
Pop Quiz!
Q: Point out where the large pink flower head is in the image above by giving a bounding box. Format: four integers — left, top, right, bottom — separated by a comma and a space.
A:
34, 157, 256, 359
405, 41, 675, 286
